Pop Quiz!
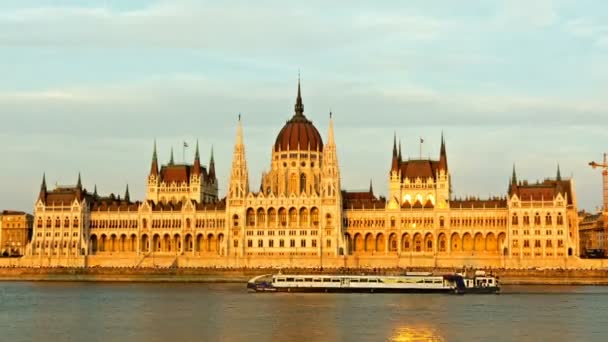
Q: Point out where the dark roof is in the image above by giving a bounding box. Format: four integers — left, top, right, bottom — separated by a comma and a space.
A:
450, 198, 508, 209
510, 179, 573, 205
342, 191, 386, 209
400, 159, 440, 181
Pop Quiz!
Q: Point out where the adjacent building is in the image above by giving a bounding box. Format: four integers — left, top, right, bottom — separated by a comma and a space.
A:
578, 211, 607, 257
23, 81, 581, 268
1, 210, 33, 256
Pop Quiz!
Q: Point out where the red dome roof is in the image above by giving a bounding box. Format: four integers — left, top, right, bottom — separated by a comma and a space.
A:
273, 81, 323, 152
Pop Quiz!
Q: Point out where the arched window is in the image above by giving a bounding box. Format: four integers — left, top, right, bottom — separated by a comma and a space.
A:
557, 213, 564, 226
511, 214, 518, 225
534, 213, 541, 225
523, 214, 530, 226
300, 173, 306, 194
142, 219, 147, 229
326, 214, 332, 227
545, 213, 552, 225
289, 174, 297, 194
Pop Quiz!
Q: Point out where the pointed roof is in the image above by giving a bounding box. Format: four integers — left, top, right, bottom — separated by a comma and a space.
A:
193, 140, 201, 175
124, 184, 130, 202
236, 114, 243, 146
369, 179, 374, 194
169, 147, 175, 165
511, 164, 518, 185
439, 132, 448, 171
93, 184, 98, 197
556, 164, 562, 181
209, 145, 216, 180
398, 140, 402, 163
327, 111, 335, 146
77, 172, 82, 189
150, 140, 159, 175
295, 75, 304, 116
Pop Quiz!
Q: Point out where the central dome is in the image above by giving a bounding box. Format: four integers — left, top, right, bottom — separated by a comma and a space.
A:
274, 82, 324, 152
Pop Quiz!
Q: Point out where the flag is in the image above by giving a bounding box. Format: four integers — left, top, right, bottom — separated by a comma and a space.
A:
420, 138, 424, 143
183, 142, 189, 148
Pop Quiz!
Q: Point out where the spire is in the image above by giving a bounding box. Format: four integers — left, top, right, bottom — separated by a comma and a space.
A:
439, 132, 448, 171
77, 172, 82, 189
41, 173, 47, 192
150, 140, 159, 175
327, 111, 335, 146
392, 132, 397, 158
38, 173, 47, 200
93, 184, 98, 198
556, 164, 562, 181
169, 147, 174, 165
209, 145, 216, 180
124, 184, 130, 202
511, 164, 518, 185
369, 179, 374, 194
193, 140, 201, 175
236, 114, 243, 146
195, 139, 200, 160
294, 75, 304, 116
398, 140, 402, 163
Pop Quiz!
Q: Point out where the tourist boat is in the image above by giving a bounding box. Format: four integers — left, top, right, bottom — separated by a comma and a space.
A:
247, 271, 500, 294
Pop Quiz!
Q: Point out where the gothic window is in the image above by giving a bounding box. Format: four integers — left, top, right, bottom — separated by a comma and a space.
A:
301, 239, 306, 248
257, 240, 263, 248
37, 219, 42, 228
534, 240, 541, 248
247, 240, 252, 248
326, 214, 332, 227
289, 174, 297, 194
546, 240, 553, 248
300, 173, 306, 194
233, 240, 238, 248
545, 213, 552, 225
279, 208, 287, 227
523, 214, 530, 226
326, 239, 331, 248
279, 239, 285, 248
523, 240, 530, 248
269, 240, 274, 248
73, 218, 79, 228
311, 208, 319, 227
55, 217, 61, 228
511, 213, 518, 225
439, 216, 445, 228
557, 213, 564, 226
289, 208, 297, 228
534, 213, 541, 225
246, 208, 255, 227
312, 239, 317, 248
290, 239, 295, 248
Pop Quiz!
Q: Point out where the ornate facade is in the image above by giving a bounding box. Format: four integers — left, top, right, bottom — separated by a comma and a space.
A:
23, 81, 582, 268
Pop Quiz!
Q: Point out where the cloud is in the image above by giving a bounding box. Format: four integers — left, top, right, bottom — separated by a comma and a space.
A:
565, 18, 608, 48
0, 1, 449, 51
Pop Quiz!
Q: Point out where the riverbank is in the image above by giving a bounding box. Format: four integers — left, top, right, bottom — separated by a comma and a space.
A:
0, 267, 607, 285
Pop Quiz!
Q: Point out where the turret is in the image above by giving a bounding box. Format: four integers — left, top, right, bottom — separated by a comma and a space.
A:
193, 140, 201, 175
209, 145, 216, 181
439, 132, 448, 172
150, 140, 159, 176
38, 173, 47, 201
391, 133, 399, 172
124, 184, 130, 203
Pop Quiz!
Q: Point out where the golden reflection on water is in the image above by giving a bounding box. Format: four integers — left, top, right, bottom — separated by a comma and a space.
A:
390, 326, 445, 342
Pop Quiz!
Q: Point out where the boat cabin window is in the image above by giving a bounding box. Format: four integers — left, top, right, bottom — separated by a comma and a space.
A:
295, 278, 304, 282
313, 278, 322, 282
424, 279, 432, 284
286, 278, 294, 282
322, 278, 331, 283
360, 279, 368, 283
350, 279, 359, 282
277, 278, 285, 282
434, 280, 442, 284
369, 279, 378, 283
304, 278, 313, 282
331, 279, 340, 283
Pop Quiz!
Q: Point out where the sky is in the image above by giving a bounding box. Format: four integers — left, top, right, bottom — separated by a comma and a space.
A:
0, 0, 607, 212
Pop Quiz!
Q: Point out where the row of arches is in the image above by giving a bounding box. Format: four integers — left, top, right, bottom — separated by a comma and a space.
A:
89, 233, 225, 255
241, 207, 330, 228
344, 232, 507, 254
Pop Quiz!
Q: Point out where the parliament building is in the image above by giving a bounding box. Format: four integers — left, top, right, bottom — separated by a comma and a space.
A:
23, 82, 582, 268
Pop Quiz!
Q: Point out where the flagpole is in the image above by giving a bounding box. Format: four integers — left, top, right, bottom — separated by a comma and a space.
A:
183, 143, 186, 164
419, 137, 422, 160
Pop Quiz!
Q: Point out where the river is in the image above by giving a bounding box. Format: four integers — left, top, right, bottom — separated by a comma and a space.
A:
1, 282, 606, 341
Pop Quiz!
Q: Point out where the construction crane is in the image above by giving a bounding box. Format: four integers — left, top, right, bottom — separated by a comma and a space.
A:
589, 153, 608, 212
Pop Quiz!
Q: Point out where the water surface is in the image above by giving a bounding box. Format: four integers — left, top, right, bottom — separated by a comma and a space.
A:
1, 282, 607, 341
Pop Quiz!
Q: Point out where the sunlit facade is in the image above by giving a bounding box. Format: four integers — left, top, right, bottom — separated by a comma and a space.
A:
23, 82, 580, 268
